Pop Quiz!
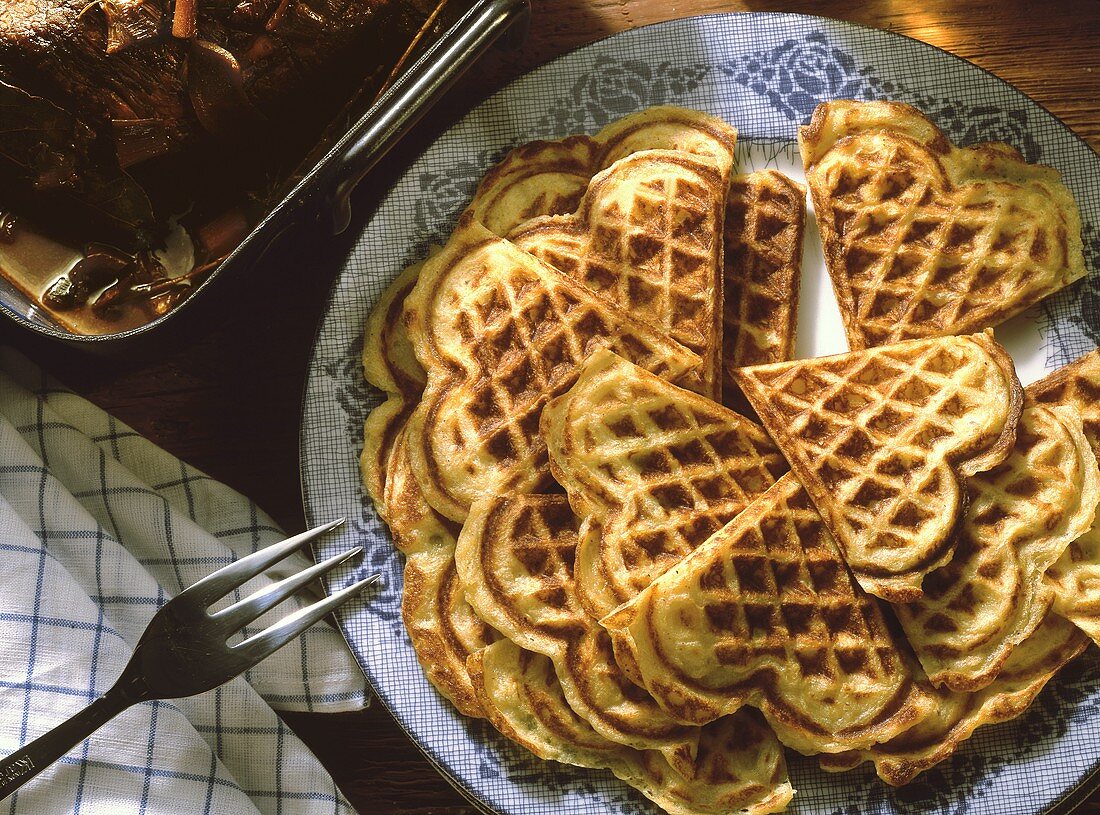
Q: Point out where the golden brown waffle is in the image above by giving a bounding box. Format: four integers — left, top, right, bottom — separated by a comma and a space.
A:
360, 258, 429, 512
456, 493, 700, 774
364, 106, 736, 514
819, 611, 1088, 785
541, 349, 787, 620
604, 473, 932, 754
403, 216, 701, 522
722, 171, 805, 414
800, 100, 1086, 350
733, 332, 1023, 602
467, 137, 604, 236
382, 430, 495, 717
468, 639, 794, 815
894, 404, 1098, 690
1028, 350, 1100, 451
467, 106, 737, 237
510, 149, 728, 398
403, 535, 496, 719
360, 259, 494, 716
1028, 350, 1100, 644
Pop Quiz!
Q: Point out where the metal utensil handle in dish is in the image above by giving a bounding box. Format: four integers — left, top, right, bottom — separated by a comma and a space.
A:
0, 520, 374, 802
326, 0, 532, 234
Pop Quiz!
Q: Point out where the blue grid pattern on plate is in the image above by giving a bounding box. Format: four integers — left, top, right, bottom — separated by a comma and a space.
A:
302, 12, 1100, 815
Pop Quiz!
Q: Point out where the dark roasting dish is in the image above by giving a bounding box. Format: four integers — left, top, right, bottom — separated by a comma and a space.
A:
0, 0, 529, 341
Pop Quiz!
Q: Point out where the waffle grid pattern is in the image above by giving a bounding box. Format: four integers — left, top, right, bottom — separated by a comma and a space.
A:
511, 153, 725, 395
722, 170, 805, 412
738, 336, 1015, 599
409, 230, 697, 519
545, 353, 785, 614
823, 612, 1090, 786
620, 476, 921, 754
809, 123, 1081, 349
1028, 351, 1100, 645
460, 495, 698, 758
896, 405, 1098, 689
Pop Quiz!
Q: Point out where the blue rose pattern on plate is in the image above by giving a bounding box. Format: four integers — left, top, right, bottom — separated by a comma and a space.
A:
301, 13, 1100, 815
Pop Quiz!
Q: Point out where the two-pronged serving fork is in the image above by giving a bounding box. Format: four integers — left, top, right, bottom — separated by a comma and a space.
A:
0, 519, 375, 801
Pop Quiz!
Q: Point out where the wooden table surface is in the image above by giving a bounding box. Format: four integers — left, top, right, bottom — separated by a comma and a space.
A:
3, 1, 1099, 812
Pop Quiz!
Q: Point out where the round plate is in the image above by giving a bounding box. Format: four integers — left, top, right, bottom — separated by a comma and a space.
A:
301, 12, 1100, 815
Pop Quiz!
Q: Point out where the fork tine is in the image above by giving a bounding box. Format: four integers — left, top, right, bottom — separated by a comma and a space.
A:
212, 546, 364, 635
230, 574, 379, 664
182, 519, 345, 607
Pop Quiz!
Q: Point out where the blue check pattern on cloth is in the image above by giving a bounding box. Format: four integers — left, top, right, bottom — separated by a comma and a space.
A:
0, 347, 366, 814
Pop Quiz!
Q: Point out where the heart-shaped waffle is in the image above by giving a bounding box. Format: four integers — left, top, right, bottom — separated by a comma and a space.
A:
467, 639, 793, 815
457, 493, 701, 774
604, 473, 933, 754
540, 349, 787, 620
404, 216, 701, 522
1028, 350, 1100, 645
467, 105, 738, 238
895, 404, 1099, 690
722, 170, 805, 415
382, 429, 496, 718
361, 258, 430, 511
510, 149, 729, 397
733, 332, 1023, 602
800, 100, 1086, 350
820, 610, 1088, 785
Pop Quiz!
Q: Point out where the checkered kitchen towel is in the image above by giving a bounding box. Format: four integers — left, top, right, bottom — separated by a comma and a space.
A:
0, 347, 368, 814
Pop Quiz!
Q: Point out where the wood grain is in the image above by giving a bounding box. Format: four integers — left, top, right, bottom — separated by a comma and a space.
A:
3, 1, 1098, 813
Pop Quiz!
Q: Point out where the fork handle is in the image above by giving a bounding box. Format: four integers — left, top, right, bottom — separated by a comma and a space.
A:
0, 684, 135, 801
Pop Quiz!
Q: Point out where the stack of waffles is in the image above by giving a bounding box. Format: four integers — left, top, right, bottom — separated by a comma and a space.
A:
359, 99, 1095, 814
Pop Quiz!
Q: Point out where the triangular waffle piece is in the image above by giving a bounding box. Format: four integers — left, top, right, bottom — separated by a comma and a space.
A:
383, 430, 495, 717
819, 610, 1088, 785
722, 171, 805, 414
733, 332, 1023, 602
468, 105, 737, 237
457, 493, 700, 774
800, 100, 1086, 350
895, 404, 1098, 690
1028, 350, 1100, 644
603, 473, 933, 754
404, 216, 701, 522
511, 149, 729, 397
541, 349, 787, 619
468, 639, 793, 815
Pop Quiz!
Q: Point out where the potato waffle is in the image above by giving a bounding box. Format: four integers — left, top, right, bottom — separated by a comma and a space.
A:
722, 170, 805, 413
801, 100, 1086, 349
605, 473, 933, 754
404, 217, 701, 522
468, 639, 794, 815
467, 105, 737, 237
1028, 350, 1100, 644
360, 258, 429, 512
819, 611, 1088, 785
895, 405, 1098, 690
734, 331, 1023, 602
379, 430, 496, 717
457, 493, 700, 774
541, 350, 787, 618
511, 149, 728, 397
